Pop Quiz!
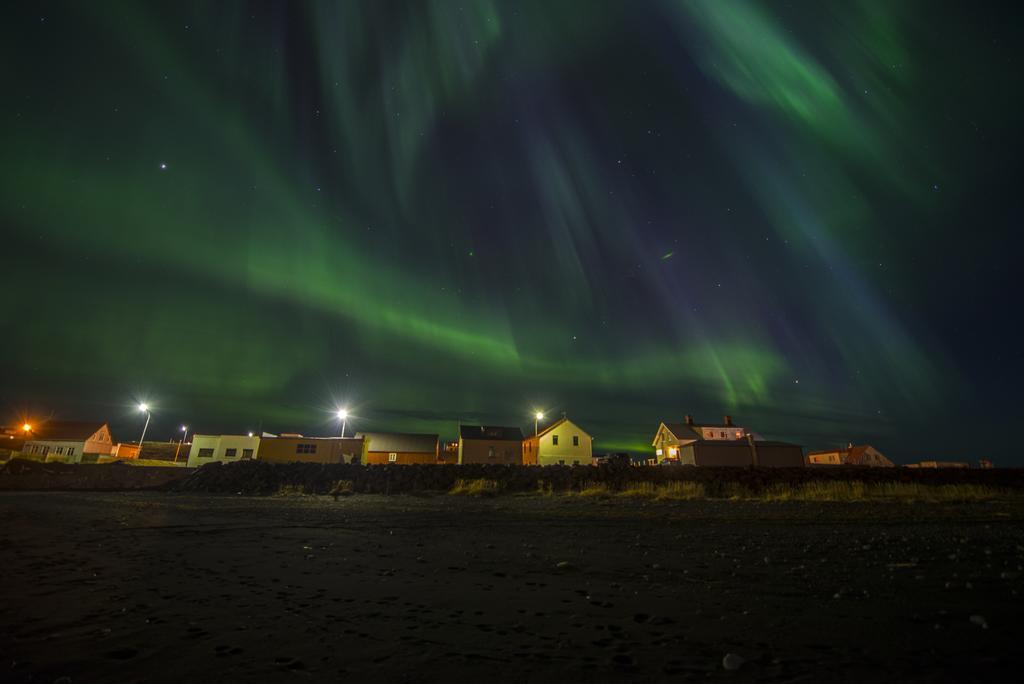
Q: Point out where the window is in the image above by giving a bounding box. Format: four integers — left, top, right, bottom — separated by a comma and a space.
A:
572, 435, 579, 447
225, 448, 237, 458
720, 431, 726, 438
656, 448, 663, 456
56, 447, 64, 455
558, 459, 565, 465
296, 443, 317, 454
67, 447, 74, 456
242, 448, 253, 460
198, 448, 214, 458
488, 447, 495, 459
552, 435, 559, 446
388, 452, 397, 462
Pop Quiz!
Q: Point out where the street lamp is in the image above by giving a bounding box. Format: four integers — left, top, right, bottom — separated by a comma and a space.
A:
137, 403, 151, 458
336, 409, 349, 438
174, 425, 188, 462
22, 423, 32, 433
534, 411, 544, 437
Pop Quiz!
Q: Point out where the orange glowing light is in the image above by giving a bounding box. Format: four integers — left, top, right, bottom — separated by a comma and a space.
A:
22, 423, 32, 432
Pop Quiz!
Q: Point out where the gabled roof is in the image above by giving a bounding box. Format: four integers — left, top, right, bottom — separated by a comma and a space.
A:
659, 422, 702, 442
20, 421, 108, 442
533, 417, 591, 440
459, 425, 524, 441
355, 432, 438, 453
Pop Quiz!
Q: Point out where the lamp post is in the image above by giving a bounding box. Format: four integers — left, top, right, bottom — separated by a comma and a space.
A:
337, 409, 349, 438
137, 403, 151, 458
534, 411, 544, 437
174, 425, 188, 462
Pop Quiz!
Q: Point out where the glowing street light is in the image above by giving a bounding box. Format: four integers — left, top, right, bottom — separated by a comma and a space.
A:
534, 411, 544, 437
137, 403, 151, 457
174, 425, 188, 462
336, 409, 349, 438
22, 423, 32, 433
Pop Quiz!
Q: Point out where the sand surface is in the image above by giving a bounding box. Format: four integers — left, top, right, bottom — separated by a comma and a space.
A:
1, 492, 1022, 681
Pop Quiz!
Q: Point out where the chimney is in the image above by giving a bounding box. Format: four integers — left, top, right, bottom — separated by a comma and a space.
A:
684, 415, 693, 425
724, 415, 733, 426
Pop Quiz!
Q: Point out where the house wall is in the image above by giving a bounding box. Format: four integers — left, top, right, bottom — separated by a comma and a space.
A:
859, 446, 894, 467
808, 451, 843, 465
535, 421, 592, 466
365, 450, 437, 465
23, 440, 87, 464
459, 439, 522, 465
186, 434, 261, 468
259, 437, 366, 464
683, 442, 805, 467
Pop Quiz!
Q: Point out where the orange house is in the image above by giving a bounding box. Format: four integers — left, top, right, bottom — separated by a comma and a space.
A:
458, 425, 524, 465
356, 432, 439, 465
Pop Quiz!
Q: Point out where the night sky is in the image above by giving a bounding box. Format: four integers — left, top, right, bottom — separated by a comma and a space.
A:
3, 2, 1022, 462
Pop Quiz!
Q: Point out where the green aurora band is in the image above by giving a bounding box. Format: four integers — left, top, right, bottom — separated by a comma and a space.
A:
3, 1, 1020, 460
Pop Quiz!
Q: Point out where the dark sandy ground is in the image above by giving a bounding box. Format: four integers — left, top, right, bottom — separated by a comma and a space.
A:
1, 492, 1022, 682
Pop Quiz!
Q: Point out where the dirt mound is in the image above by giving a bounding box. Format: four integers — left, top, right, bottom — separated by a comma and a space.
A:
0, 458, 190, 491
172, 460, 1024, 496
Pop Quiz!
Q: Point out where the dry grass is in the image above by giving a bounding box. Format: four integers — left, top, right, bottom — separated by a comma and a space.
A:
575, 482, 613, 498
449, 478, 501, 496
617, 481, 707, 500
753, 481, 1006, 502
274, 484, 309, 496
552, 480, 1012, 503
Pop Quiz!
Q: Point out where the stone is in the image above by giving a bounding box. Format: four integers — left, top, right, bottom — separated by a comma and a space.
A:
723, 653, 745, 670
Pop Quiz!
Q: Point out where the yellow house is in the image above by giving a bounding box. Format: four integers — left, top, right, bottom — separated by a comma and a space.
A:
523, 417, 592, 466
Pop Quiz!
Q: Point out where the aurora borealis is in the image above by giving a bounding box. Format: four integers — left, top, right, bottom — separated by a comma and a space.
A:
2, 2, 1021, 461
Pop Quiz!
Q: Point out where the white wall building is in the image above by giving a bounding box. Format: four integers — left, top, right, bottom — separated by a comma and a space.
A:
186, 434, 261, 468
21, 422, 113, 464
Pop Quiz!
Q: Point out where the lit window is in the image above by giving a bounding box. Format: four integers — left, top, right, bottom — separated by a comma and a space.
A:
669, 446, 678, 456
388, 453, 397, 462
656, 448, 663, 456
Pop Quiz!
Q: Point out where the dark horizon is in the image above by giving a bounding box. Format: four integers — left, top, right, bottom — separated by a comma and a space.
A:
3, 2, 1022, 464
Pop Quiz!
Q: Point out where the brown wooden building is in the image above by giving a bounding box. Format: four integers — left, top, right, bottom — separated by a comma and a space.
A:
458, 425, 524, 465
356, 432, 439, 465
259, 435, 366, 464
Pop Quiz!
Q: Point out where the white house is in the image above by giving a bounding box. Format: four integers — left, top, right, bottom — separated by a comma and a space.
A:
523, 417, 593, 466
20, 421, 114, 464
186, 434, 261, 468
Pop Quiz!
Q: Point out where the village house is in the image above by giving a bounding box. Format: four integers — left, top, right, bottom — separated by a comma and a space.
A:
522, 417, 593, 466
258, 434, 366, 464
807, 444, 894, 467
906, 460, 970, 469
458, 425, 524, 465
19, 421, 114, 464
356, 431, 439, 464
186, 434, 261, 468
652, 415, 804, 467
